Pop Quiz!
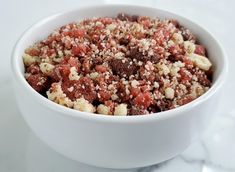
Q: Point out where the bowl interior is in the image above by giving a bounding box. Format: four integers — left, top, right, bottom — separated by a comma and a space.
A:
12, 5, 227, 120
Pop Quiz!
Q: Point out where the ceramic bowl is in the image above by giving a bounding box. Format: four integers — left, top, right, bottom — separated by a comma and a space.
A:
11, 5, 228, 169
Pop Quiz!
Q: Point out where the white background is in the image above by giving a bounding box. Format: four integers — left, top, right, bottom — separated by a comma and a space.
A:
0, 0, 235, 171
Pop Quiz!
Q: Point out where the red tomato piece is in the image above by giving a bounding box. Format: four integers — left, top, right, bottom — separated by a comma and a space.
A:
133, 92, 153, 109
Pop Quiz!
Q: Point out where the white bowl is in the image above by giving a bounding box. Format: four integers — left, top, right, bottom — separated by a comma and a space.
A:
11, 5, 228, 169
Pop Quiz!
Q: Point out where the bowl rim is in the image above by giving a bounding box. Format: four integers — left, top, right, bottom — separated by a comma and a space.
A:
11, 4, 228, 123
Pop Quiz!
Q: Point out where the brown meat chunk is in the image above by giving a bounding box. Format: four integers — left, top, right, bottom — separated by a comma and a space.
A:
27, 74, 49, 92
155, 99, 173, 112
180, 26, 196, 42
131, 15, 139, 22
195, 72, 211, 87
117, 13, 132, 21
109, 58, 138, 78
129, 48, 159, 63
130, 106, 149, 115
26, 64, 40, 74
62, 77, 97, 102
129, 48, 145, 61
117, 13, 139, 22
119, 37, 130, 46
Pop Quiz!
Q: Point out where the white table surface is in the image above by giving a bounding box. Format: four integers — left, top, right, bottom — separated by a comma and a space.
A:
1, 0, 235, 171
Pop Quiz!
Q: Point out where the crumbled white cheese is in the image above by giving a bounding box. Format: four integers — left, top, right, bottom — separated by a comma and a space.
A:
22, 53, 40, 66
57, 50, 64, 57
167, 40, 175, 47
131, 23, 144, 33
170, 66, 180, 77
115, 52, 124, 59
179, 84, 187, 92
153, 82, 159, 88
122, 80, 128, 85
114, 104, 128, 116
125, 86, 130, 95
90, 72, 99, 79
106, 24, 116, 31
47, 83, 73, 107
188, 53, 212, 71
131, 80, 139, 88
137, 61, 143, 66
139, 39, 150, 50
172, 33, 184, 44
107, 84, 115, 90
42, 57, 52, 63
191, 82, 205, 98
145, 61, 154, 71
148, 49, 154, 56
170, 62, 184, 77
69, 67, 80, 80
111, 94, 119, 100
97, 104, 110, 115
156, 63, 170, 75
39, 63, 55, 75
104, 29, 111, 35
174, 61, 185, 68
96, 21, 103, 26
165, 87, 175, 99
184, 41, 195, 54
74, 97, 95, 113
53, 57, 62, 63
64, 50, 72, 56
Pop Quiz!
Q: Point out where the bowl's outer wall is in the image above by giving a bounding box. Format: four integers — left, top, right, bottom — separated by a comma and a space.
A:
12, 5, 226, 169
14, 81, 220, 168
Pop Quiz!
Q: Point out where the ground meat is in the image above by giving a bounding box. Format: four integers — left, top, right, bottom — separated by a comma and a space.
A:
23, 13, 212, 116
195, 72, 211, 87
177, 95, 194, 106
129, 48, 159, 63
26, 74, 49, 92
119, 37, 130, 46
130, 106, 149, 115
92, 57, 103, 66
129, 48, 145, 61
180, 26, 196, 42
117, 13, 128, 21
26, 65, 40, 74
62, 77, 97, 102
155, 99, 173, 112
109, 58, 138, 78
169, 19, 179, 28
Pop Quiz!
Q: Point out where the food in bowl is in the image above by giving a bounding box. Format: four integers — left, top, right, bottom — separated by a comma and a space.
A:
23, 13, 212, 116
12, 5, 227, 169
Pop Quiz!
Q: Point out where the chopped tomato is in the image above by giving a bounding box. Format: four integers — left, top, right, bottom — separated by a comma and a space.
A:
195, 45, 206, 56
25, 48, 40, 56
98, 90, 111, 102
130, 87, 141, 97
133, 92, 153, 109
179, 69, 191, 84
183, 58, 194, 69
71, 44, 87, 56
99, 18, 113, 25
95, 65, 107, 73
